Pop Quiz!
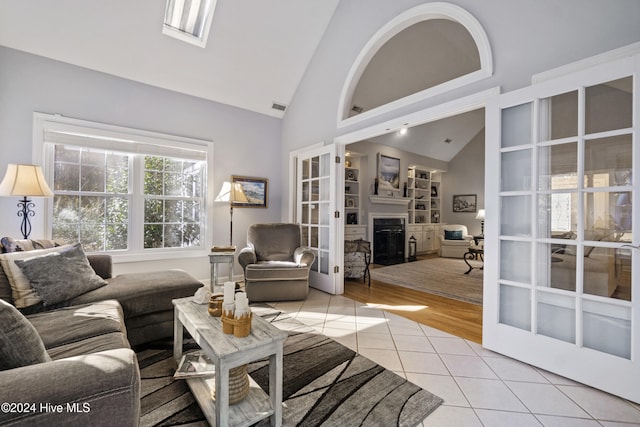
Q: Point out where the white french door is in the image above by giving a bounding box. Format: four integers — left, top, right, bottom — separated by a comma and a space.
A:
483, 51, 640, 402
294, 144, 342, 294
484, 53, 639, 402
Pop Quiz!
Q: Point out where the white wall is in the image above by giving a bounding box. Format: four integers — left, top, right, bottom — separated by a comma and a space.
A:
442, 128, 485, 234
281, 0, 640, 213
0, 47, 283, 282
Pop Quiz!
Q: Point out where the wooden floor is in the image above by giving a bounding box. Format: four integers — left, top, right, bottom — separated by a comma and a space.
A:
344, 268, 483, 344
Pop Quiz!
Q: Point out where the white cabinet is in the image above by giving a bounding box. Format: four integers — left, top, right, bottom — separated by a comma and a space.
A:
345, 225, 367, 241
407, 224, 441, 254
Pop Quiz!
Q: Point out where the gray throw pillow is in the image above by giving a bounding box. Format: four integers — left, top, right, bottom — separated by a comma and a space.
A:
14, 243, 107, 306
0, 299, 51, 370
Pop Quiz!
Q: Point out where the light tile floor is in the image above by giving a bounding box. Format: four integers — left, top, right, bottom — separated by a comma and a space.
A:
269, 289, 640, 427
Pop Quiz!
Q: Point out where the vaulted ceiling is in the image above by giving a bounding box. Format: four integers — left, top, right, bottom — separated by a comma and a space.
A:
0, 0, 340, 118
0, 0, 485, 161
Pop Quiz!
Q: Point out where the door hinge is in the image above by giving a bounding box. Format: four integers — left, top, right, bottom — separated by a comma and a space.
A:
335, 155, 341, 164
334, 211, 340, 218
334, 266, 339, 273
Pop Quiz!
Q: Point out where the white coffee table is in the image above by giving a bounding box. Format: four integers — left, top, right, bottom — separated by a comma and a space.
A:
173, 297, 287, 427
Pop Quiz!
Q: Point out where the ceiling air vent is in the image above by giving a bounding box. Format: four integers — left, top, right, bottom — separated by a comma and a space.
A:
271, 102, 287, 112
351, 105, 364, 114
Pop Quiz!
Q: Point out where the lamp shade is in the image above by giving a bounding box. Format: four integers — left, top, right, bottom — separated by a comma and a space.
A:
214, 181, 248, 204
0, 164, 53, 197
475, 209, 485, 220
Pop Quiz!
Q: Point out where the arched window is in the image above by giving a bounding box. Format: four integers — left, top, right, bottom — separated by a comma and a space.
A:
338, 3, 492, 126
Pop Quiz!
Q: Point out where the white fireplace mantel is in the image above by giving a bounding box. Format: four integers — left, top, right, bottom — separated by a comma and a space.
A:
368, 195, 411, 205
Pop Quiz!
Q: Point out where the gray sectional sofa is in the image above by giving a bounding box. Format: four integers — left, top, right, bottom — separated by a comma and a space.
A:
0, 238, 203, 426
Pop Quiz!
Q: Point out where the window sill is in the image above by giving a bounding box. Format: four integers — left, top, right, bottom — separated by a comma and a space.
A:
107, 248, 209, 264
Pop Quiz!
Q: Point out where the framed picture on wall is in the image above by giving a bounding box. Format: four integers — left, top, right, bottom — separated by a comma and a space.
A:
377, 153, 400, 190
231, 176, 268, 208
452, 194, 477, 213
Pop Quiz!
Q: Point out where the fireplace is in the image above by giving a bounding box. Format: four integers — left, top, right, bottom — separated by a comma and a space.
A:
373, 218, 405, 265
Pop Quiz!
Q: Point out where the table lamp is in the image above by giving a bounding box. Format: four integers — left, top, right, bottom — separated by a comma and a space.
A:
215, 181, 248, 247
0, 164, 53, 239
475, 209, 485, 236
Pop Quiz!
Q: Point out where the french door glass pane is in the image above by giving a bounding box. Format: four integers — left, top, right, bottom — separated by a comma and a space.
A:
501, 150, 532, 191
501, 103, 532, 147
499, 284, 531, 331
582, 246, 631, 301
585, 77, 632, 134
537, 292, 576, 343
584, 192, 632, 243
546, 91, 578, 140
537, 193, 579, 238
538, 142, 578, 191
583, 300, 631, 359
584, 135, 632, 188
537, 242, 576, 292
501, 195, 531, 236
500, 240, 531, 283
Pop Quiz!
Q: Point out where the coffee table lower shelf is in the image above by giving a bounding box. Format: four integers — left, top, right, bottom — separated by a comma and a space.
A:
186, 374, 273, 427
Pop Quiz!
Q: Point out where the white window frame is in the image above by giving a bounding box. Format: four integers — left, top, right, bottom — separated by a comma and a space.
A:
32, 113, 214, 263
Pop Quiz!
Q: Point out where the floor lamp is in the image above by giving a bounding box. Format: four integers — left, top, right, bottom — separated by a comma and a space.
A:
0, 164, 53, 239
215, 181, 248, 247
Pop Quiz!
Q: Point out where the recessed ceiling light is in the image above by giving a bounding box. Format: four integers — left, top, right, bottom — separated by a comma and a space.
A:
444, 138, 452, 143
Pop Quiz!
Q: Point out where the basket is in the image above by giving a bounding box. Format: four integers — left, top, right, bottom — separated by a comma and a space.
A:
211, 364, 249, 404
207, 294, 224, 317
221, 312, 253, 337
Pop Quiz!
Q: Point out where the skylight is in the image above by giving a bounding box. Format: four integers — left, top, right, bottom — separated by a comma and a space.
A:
163, 0, 217, 48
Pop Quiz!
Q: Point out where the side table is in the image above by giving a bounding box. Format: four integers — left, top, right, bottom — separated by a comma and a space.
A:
463, 247, 484, 274
173, 297, 287, 426
209, 250, 236, 292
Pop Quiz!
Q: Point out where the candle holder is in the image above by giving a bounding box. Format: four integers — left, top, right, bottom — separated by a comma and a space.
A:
221, 310, 252, 337
207, 294, 224, 317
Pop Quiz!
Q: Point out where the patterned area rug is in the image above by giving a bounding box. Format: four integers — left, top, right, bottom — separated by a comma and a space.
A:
370, 257, 483, 305
137, 307, 443, 426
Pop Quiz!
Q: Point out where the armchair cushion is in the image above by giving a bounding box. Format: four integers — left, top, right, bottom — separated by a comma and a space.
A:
0, 299, 51, 370
245, 262, 311, 281
247, 223, 303, 262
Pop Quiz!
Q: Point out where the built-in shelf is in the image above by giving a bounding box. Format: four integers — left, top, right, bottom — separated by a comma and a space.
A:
369, 195, 412, 205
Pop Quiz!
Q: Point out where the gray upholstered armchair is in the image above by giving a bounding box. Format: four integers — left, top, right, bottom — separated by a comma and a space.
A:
238, 223, 315, 302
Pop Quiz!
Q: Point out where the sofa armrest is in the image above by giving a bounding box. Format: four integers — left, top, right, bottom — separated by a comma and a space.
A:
86, 254, 113, 279
0, 348, 140, 426
294, 247, 316, 267
238, 247, 257, 270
